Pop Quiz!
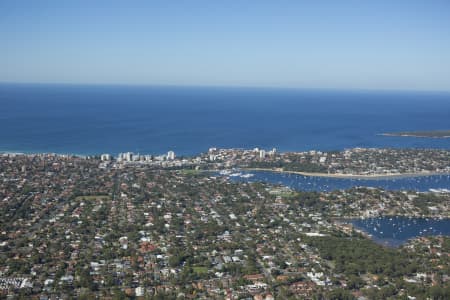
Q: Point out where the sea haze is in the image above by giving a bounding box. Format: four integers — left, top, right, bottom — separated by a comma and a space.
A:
1, 83, 450, 156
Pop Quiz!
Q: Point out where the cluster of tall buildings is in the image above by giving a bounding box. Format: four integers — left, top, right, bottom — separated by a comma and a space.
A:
254, 147, 277, 159
101, 151, 176, 163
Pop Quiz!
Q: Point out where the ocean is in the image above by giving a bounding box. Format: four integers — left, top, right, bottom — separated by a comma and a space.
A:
1, 83, 450, 156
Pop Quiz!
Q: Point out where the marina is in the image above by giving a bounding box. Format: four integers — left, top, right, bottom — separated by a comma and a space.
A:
220, 170, 450, 246
222, 170, 450, 192
350, 216, 450, 247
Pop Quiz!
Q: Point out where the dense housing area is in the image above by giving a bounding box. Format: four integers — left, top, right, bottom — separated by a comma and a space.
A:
0, 152, 449, 299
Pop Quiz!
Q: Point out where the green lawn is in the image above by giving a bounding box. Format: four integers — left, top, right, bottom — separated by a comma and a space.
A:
179, 169, 201, 175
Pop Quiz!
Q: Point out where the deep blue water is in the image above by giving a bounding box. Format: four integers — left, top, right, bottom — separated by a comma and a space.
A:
1, 83, 450, 156
351, 217, 450, 247
225, 171, 450, 192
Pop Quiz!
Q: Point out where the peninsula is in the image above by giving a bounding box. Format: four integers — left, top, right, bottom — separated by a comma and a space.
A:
5, 147, 450, 178
381, 130, 450, 138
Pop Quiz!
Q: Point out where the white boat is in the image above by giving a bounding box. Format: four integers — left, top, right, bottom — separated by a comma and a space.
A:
229, 172, 242, 177
240, 173, 254, 178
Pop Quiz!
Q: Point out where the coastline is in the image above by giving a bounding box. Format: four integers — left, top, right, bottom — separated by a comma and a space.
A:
379, 133, 450, 139
2, 150, 450, 180
0, 150, 89, 158
242, 168, 450, 180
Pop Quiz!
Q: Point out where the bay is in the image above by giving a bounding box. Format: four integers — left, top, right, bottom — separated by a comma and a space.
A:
226, 170, 450, 192
351, 217, 450, 247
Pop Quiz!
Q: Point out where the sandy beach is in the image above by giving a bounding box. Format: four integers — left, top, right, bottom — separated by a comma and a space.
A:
242, 168, 450, 180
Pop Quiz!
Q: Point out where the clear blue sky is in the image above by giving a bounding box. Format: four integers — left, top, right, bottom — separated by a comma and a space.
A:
1, 1, 450, 91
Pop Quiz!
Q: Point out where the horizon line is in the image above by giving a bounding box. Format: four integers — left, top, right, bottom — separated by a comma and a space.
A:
1, 80, 450, 94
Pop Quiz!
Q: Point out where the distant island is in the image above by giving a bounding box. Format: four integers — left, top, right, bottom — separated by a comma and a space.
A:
381, 130, 450, 138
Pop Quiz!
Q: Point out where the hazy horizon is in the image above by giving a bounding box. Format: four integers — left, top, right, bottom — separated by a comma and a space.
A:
3, 81, 450, 94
